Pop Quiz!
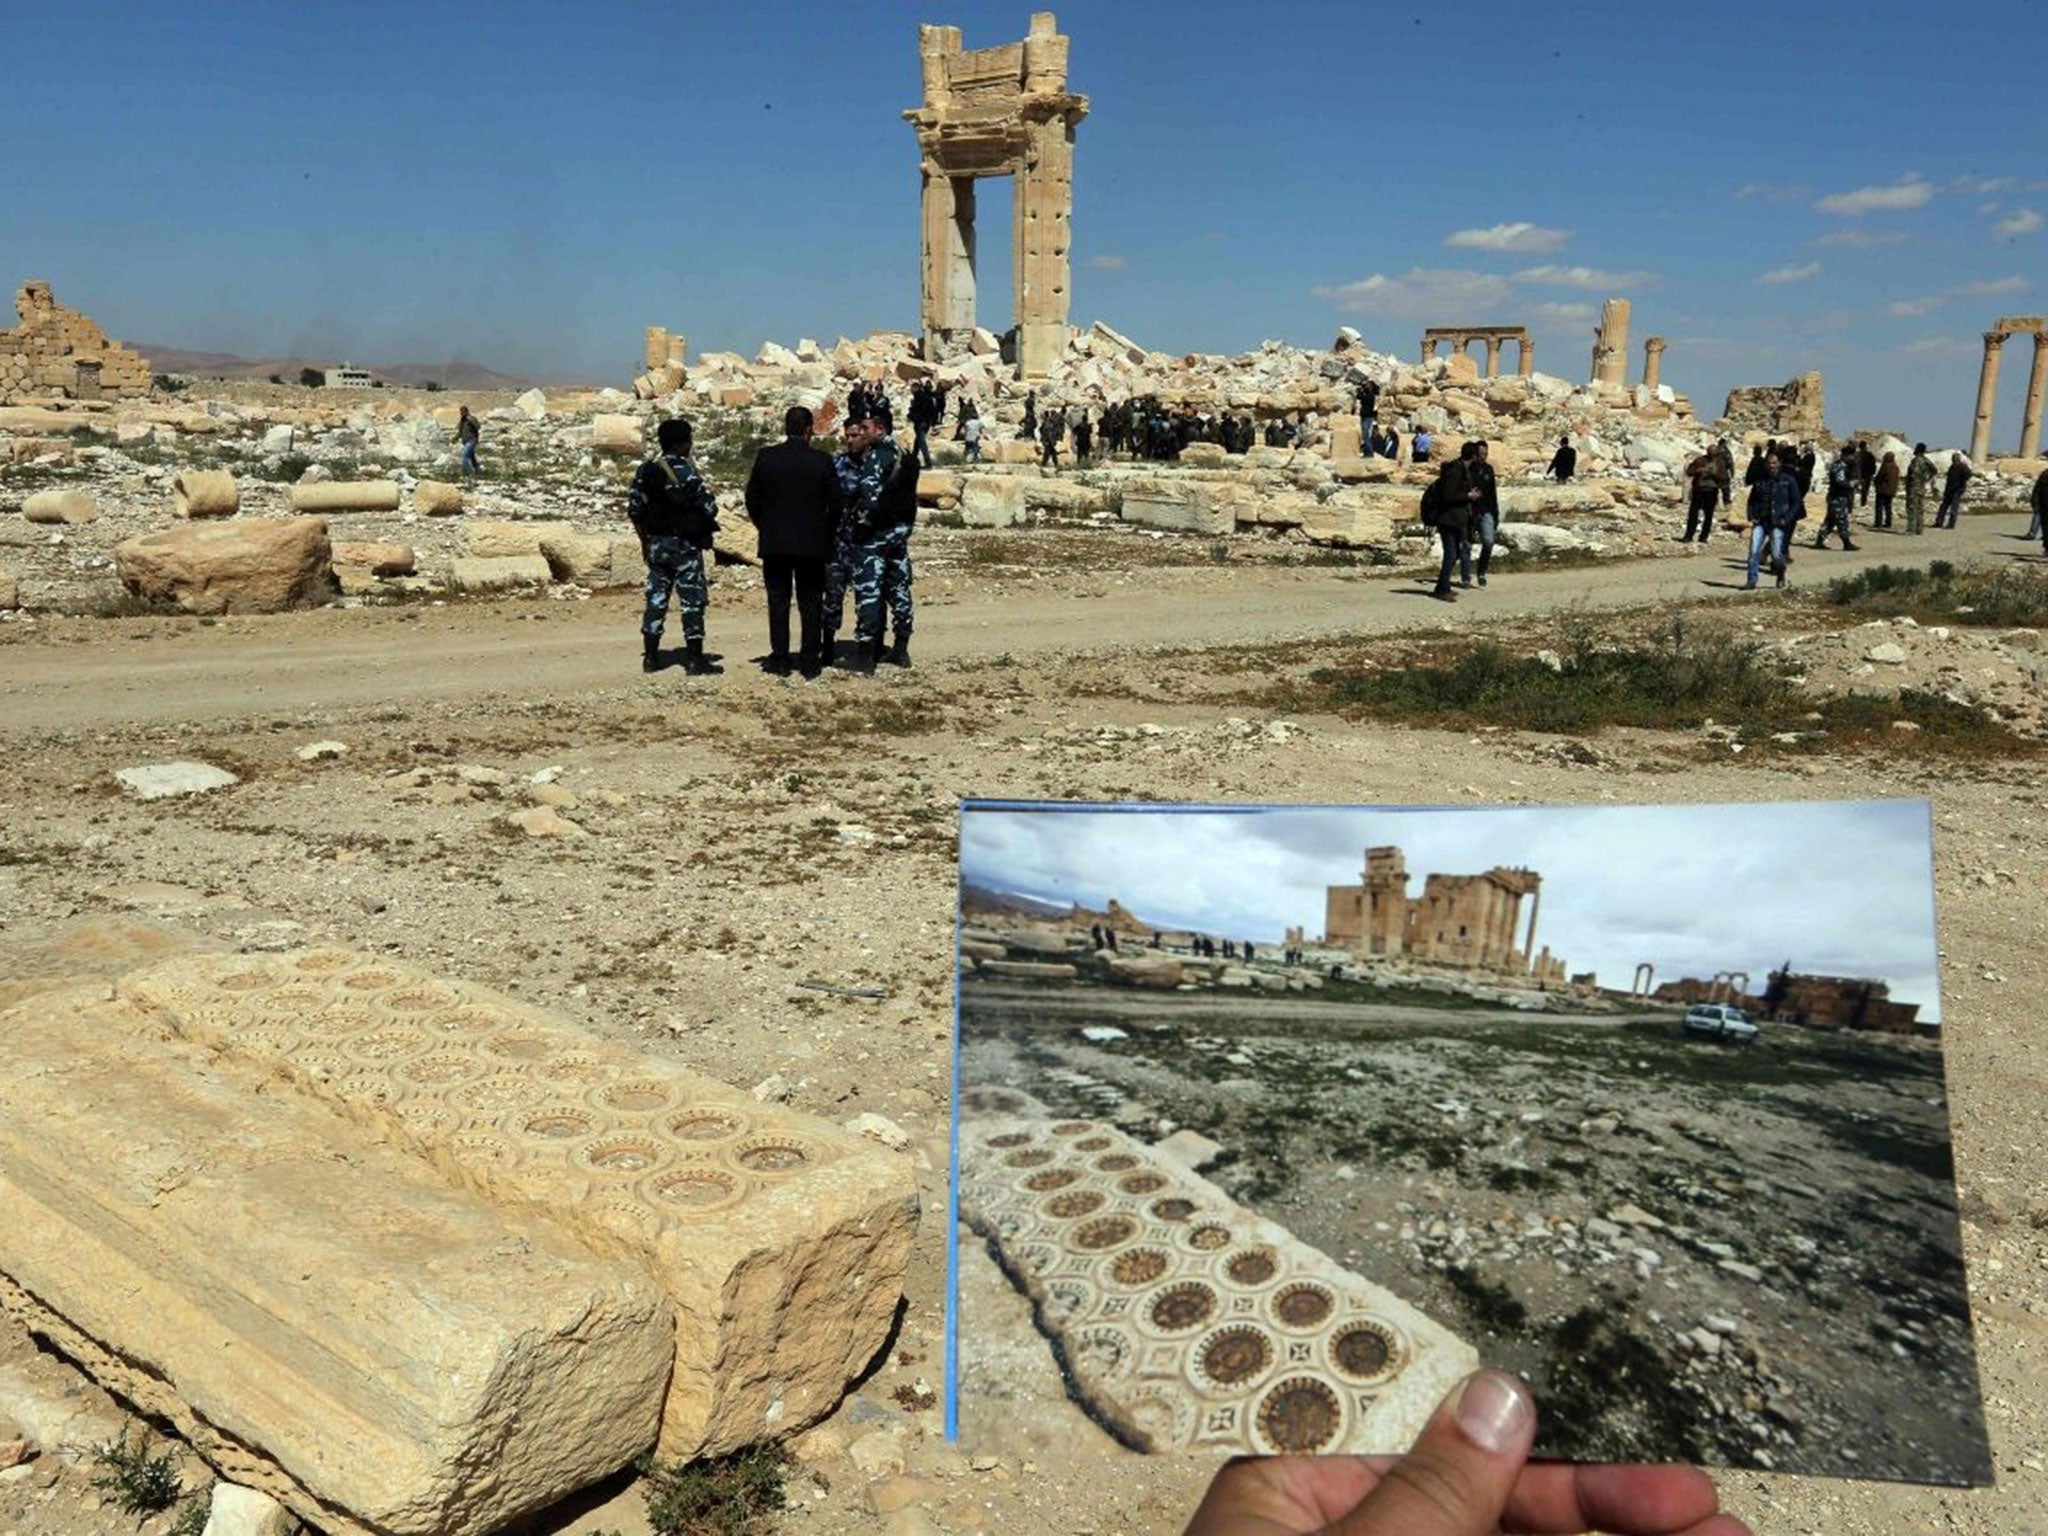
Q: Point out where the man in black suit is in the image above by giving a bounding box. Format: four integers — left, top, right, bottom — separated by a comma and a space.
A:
743, 406, 844, 677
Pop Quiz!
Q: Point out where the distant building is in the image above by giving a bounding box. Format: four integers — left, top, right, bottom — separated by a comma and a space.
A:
1652, 966, 1931, 1037
1321, 845, 1567, 985
326, 363, 374, 389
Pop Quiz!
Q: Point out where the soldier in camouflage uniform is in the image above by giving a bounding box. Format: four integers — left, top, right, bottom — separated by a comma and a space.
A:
628, 418, 720, 674
833, 408, 919, 670
820, 443, 865, 665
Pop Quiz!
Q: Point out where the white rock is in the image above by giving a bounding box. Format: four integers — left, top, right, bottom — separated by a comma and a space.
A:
295, 740, 347, 762
115, 762, 239, 799
844, 1113, 911, 1151
1866, 642, 1908, 664
202, 1482, 296, 1536
513, 388, 549, 421
260, 424, 295, 454
752, 1073, 791, 1103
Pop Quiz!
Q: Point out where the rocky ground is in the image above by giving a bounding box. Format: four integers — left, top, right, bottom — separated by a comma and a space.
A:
0, 490, 2044, 1535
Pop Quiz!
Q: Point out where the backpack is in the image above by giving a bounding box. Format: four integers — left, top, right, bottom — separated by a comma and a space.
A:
1419, 477, 1444, 528
630, 457, 718, 549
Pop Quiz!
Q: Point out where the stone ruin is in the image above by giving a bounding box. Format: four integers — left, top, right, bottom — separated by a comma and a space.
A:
1590, 297, 1630, 387
904, 12, 1087, 378
1968, 315, 2046, 461
0, 280, 152, 403
1322, 845, 1568, 987
0, 923, 917, 1536
956, 1086, 1474, 1454
1722, 370, 1828, 442
1421, 325, 1533, 379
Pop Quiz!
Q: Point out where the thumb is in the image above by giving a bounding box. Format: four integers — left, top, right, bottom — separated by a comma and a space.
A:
1327, 1371, 1536, 1536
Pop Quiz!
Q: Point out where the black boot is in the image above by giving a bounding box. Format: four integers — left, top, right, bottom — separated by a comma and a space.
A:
851, 640, 877, 674
819, 630, 838, 669
682, 638, 718, 676
642, 634, 660, 673
884, 634, 911, 667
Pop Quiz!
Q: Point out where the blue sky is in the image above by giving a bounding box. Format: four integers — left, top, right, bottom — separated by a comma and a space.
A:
960, 801, 1942, 1018
7, 1, 2042, 440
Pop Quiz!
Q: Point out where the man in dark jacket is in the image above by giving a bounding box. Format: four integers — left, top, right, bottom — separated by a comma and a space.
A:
1935, 452, 1973, 529
1544, 435, 1576, 483
2030, 464, 2048, 549
1744, 449, 1804, 589
1428, 449, 1479, 601
1815, 444, 1859, 550
744, 406, 844, 677
1469, 440, 1501, 585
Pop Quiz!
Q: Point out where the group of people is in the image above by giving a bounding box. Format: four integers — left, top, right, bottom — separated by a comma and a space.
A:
1732, 438, 1990, 589
627, 398, 919, 678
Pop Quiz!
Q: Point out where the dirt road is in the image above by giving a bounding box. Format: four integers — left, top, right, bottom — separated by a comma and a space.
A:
1, 517, 2036, 735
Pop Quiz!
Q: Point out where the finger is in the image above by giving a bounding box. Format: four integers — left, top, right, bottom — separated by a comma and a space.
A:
1182, 1455, 1380, 1536
1499, 1462, 1728, 1533
1325, 1371, 1537, 1536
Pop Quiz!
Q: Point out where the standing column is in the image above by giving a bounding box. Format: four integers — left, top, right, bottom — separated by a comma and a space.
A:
1484, 338, 1500, 379
1970, 332, 2006, 463
1493, 892, 1519, 969
918, 166, 959, 358
1517, 338, 1534, 378
1521, 887, 1541, 973
1420, 336, 1434, 365
2019, 334, 2047, 460
1015, 114, 1078, 378
1643, 337, 1666, 390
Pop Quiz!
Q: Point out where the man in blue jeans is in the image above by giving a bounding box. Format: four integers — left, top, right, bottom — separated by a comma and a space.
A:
1744, 449, 1803, 589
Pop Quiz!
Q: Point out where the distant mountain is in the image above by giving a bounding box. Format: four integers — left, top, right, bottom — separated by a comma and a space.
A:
132, 343, 547, 392
960, 881, 1072, 920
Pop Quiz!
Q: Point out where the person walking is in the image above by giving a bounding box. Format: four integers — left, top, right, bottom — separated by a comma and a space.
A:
1744, 448, 1803, 589
1905, 443, 1935, 535
1814, 444, 1859, 550
961, 409, 982, 463
1712, 437, 1736, 508
1545, 435, 1577, 484
1935, 451, 1973, 529
1072, 411, 1093, 465
1873, 450, 1900, 529
1426, 449, 1478, 601
1682, 449, 1725, 542
627, 418, 720, 674
907, 381, 940, 470
455, 406, 481, 482
744, 405, 844, 678
2029, 463, 2048, 547
1038, 405, 1063, 469
1412, 425, 1435, 464
1470, 440, 1500, 585
1855, 440, 1877, 507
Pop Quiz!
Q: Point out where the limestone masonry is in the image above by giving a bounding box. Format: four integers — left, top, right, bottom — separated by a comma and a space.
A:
0, 927, 919, 1535
905, 12, 1087, 378
0, 280, 151, 403
1323, 845, 1568, 987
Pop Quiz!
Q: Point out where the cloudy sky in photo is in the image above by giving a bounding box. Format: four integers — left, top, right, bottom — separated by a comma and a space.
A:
6, 0, 2041, 440
961, 800, 1942, 1018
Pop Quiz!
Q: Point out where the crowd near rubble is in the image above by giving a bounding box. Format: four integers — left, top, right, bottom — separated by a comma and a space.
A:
7, 302, 2043, 637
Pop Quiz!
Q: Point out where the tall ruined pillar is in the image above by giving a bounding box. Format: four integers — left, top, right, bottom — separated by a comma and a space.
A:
1591, 298, 1631, 387
1015, 116, 1076, 378
1363, 847, 1409, 958
1521, 887, 1541, 973
919, 166, 978, 352
1643, 336, 1666, 390
1483, 338, 1500, 379
1517, 339, 1534, 378
1970, 332, 2006, 462
2019, 335, 2047, 460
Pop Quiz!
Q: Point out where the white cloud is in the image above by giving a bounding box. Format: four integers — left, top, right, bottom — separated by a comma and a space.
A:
1993, 208, 2043, 239
1510, 264, 1657, 290
1528, 301, 1595, 324
1817, 175, 1935, 216
1951, 175, 2017, 195
1758, 261, 1823, 285
1816, 229, 1907, 248
1736, 181, 1807, 203
1898, 336, 1976, 360
1312, 268, 1513, 319
1087, 254, 1127, 270
1885, 275, 2030, 317
1444, 222, 1572, 253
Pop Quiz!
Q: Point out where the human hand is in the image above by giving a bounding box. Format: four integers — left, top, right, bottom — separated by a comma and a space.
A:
1183, 1371, 1750, 1536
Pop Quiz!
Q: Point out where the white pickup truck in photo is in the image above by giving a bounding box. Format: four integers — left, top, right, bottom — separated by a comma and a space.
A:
1683, 1002, 1761, 1044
